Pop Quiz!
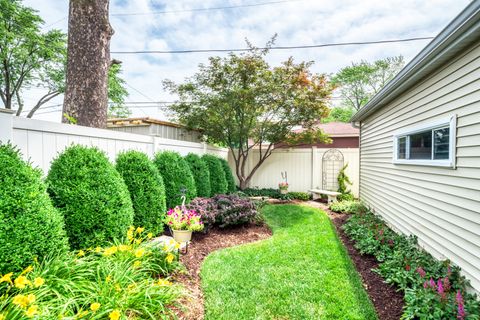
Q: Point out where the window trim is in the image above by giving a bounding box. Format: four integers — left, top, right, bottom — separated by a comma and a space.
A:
392, 115, 456, 168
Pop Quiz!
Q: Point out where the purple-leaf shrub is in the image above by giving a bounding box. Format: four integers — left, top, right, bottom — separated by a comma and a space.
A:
213, 194, 258, 228
188, 194, 258, 230
187, 197, 218, 228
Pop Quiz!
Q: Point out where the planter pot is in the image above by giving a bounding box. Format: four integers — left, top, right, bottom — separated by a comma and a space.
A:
280, 189, 288, 194
172, 229, 192, 243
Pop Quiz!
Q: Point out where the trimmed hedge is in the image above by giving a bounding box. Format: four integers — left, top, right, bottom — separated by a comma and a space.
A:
47, 145, 134, 249
184, 153, 211, 198
0, 144, 69, 273
218, 157, 236, 193
201, 154, 227, 196
153, 151, 197, 209
116, 151, 166, 235
287, 191, 312, 201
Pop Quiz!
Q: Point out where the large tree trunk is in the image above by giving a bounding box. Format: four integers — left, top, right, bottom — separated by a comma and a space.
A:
62, 0, 113, 128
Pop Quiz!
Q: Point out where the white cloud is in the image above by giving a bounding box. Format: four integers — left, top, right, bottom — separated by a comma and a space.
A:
22, 0, 470, 121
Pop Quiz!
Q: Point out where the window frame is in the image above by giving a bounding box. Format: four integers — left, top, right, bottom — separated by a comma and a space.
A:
392, 115, 456, 168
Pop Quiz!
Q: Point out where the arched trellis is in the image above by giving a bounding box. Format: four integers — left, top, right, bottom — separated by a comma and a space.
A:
322, 149, 344, 191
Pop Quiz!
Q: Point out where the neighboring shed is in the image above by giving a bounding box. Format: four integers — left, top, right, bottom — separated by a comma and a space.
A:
352, 2, 480, 290
107, 117, 203, 143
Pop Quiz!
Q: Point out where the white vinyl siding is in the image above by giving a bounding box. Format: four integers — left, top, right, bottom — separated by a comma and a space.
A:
360, 41, 480, 291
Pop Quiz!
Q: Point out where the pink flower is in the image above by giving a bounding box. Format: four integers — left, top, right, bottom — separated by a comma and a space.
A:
437, 279, 446, 300
429, 278, 436, 288
416, 267, 426, 278
457, 303, 466, 320
456, 290, 464, 305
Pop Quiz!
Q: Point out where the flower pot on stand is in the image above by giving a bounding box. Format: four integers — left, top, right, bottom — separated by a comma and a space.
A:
172, 229, 193, 243
280, 188, 288, 194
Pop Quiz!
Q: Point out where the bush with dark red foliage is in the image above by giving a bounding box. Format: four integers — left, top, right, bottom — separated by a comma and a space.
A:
213, 194, 258, 228
188, 194, 258, 229
187, 197, 218, 229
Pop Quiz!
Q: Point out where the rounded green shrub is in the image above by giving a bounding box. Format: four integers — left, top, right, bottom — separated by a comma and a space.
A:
201, 154, 227, 196
116, 151, 166, 235
153, 151, 197, 209
218, 157, 236, 192
184, 153, 211, 198
0, 144, 68, 273
46, 145, 134, 249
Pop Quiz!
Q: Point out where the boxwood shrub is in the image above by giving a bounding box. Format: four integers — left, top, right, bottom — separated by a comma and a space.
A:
218, 157, 236, 193
0, 144, 69, 273
201, 154, 227, 196
46, 145, 134, 249
153, 151, 197, 209
184, 153, 211, 198
116, 151, 166, 235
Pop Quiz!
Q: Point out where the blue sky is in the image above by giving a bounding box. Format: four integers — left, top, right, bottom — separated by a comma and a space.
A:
23, 0, 470, 121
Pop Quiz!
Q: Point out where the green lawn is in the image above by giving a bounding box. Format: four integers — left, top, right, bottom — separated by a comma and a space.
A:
201, 204, 377, 320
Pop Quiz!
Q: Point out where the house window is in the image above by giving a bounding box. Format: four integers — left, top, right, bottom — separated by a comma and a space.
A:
393, 116, 456, 167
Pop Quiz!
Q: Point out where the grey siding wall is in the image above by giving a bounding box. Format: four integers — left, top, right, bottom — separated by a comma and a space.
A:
360, 42, 480, 290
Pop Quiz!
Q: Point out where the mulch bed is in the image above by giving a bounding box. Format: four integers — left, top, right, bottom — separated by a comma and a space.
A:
172, 224, 272, 320
173, 200, 404, 320
306, 201, 404, 320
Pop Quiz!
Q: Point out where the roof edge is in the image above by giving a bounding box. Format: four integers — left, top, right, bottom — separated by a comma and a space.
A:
351, 1, 480, 122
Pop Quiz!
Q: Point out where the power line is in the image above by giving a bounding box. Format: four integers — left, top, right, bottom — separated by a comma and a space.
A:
42, 0, 301, 29
111, 36, 434, 54
110, 0, 302, 17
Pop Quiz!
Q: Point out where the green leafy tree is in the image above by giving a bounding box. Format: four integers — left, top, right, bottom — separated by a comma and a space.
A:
164, 39, 333, 189
108, 61, 131, 118
0, 0, 65, 116
0, 0, 129, 118
0, 143, 69, 272
331, 56, 404, 111
116, 151, 166, 235
322, 106, 356, 123
184, 153, 211, 198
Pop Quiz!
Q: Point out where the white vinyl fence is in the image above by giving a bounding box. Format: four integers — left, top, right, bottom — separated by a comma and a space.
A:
0, 109, 228, 174
229, 147, 360, 196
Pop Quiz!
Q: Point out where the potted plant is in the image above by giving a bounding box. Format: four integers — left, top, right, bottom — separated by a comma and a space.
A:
165, 206, 204, 243
278, 182, 289, 194
279, 171, 289, 194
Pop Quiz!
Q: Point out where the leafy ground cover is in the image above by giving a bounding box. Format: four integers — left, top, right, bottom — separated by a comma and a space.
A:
201, 204, 377, 320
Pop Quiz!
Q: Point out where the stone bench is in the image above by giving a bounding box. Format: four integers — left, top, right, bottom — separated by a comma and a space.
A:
308, 189, 341, 204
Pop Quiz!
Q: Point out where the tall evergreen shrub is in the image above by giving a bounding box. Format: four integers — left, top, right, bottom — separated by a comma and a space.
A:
201, 154, 227, 196
46, 145, 134, 249
184, 153, 211, 197
153, 151, 197, 209
0, 144, 68, 272
218, 157, 236, 192
116, 151, 166, 235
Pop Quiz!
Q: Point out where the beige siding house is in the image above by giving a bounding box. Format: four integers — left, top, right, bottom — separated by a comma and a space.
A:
351, 2, 480, 290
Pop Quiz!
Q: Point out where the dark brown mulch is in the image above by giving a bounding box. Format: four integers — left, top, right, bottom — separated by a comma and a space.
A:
306, 201, 404, 320
172, 224, 272, 320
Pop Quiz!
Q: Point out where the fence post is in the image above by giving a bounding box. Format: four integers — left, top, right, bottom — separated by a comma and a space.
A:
152, 136, 160, 156
311, 146, 318, 189
202, 142, 207, 155
0, 108, 14, 144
